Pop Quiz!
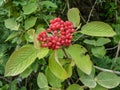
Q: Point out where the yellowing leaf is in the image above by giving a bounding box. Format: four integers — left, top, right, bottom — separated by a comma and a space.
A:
49, 51, 70, 80
67, 8, 80, 27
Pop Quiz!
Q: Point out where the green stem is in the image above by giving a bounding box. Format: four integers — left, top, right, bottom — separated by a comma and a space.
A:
62, 48, 69, 59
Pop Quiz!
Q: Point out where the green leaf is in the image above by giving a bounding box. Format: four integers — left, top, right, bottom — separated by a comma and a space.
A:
20, 67, 33, 78
40, 1, 57, 9
4, 18, 19, 30
45, 67, 62, 88
39, 87, 49, 90
66, 84, 83, 90
10, 80, 17, 90
0, 81, 2, 87
37, 48, 49, 59
96, 72, 120, 88
0, 0, 4, 6
84, 38, 111, 46
5, 31, 20, 41
37, 72, 48, 88
96, 38, 111, 46
81, 21, 116, 37
67, 8, 80, 27
4, 45, 37, 76
90, 85, 107, 90
91, 46, 106, 57
1, 84, 9, 90
25, 17, 37, 30
23, 2, 37, 14
67, 44, 92, 75
77, 68, 96, 88
49, 51, 69, 80
84, 39, 96, 46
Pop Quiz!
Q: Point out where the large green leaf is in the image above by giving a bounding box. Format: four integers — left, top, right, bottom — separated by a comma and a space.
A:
77, 68, 96, 88
25, 17, 37, 30
37, 72, 48, 89
45, 67, 62, 88
4, 18, 19, 30
96, 72, 120, 88
67, 8, 80, 27
23, 2, 37, 15
4, 45, 37, 76
67, 44, 92, 75
80, 21, 116, 37
5, 45, 48, 76
49, 51, 69, 80
66, 84, 83, 90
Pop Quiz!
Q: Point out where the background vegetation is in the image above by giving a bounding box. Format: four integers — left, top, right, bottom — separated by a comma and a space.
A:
0, 0, 120, 90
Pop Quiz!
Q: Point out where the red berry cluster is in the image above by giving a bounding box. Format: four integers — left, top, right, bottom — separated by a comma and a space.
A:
37, 17, 75, 50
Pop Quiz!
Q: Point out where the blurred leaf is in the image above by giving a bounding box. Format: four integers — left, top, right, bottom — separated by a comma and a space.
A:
40, 1, 57, 9
4, 18, 19, 30
23, 2, 37, 14
25, 29, 35, 42
66, 84, 83, 90
81, 21, 116, 37
96, 72, 120, 88
0, 0, 4, 6
91, 46, 106, 57
37, 72, 48, 88
20, 87, 27, 90
5, 31, 20, 41
10, 80, 17, 90
0, 81, 2, 87
67, 8, 80, 27
25, 17, 37, 30
67, 44, 92, 75
36, 25, 45, 34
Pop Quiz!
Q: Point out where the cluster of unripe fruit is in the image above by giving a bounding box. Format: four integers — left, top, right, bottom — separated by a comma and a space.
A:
37, 18, 75, 50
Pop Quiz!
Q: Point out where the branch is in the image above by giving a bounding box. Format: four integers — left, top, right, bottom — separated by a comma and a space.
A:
87, 0, 97, 23
94, 65, 120, 75
0, 76, 11, 83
